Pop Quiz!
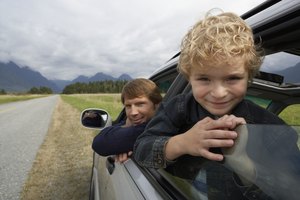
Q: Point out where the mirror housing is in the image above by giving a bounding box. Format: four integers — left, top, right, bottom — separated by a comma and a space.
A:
80, 108, 112, 130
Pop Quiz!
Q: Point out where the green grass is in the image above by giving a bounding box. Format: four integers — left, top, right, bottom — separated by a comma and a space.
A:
0, 94, 49, 105
246, 95, 300, 126
60, 94, 123, 120
279, 104, 300, 126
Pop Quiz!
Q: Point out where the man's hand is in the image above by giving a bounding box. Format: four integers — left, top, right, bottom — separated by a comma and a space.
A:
115, 151, 133, 163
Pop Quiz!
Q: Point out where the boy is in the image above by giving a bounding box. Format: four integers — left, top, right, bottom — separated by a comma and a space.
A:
134, 12, 300, 199
92, 78, 162, 163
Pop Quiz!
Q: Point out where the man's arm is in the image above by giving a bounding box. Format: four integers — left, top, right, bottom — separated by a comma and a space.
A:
92, 122, 147, 156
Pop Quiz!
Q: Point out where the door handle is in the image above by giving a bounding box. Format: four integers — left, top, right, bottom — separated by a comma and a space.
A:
106, 156, 115, 175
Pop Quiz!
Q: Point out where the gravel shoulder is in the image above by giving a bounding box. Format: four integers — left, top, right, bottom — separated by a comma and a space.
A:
21, 96, 96, 200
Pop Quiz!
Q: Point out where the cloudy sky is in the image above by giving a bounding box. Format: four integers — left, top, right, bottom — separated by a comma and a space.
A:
0, 0, 265, 81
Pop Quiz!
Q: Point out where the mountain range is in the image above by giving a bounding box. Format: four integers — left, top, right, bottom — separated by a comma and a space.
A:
0, 61, 132, 93
1, 61, 299, 94
273, 62, 300, 84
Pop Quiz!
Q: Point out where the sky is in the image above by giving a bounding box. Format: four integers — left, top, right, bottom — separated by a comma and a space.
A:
0, 0, 265, 81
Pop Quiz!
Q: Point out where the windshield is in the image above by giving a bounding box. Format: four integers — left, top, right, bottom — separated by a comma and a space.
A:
260, 51, 300, 86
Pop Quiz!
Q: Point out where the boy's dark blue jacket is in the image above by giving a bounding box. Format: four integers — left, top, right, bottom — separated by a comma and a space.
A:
92, 121, 147, 156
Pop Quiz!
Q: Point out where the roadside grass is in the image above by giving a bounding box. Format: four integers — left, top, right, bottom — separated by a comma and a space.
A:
246, 95, 300, 126
279, 104, 300, 126
0, 94, 48, 105
21, 94, 123, 200
61, 93, 123, 120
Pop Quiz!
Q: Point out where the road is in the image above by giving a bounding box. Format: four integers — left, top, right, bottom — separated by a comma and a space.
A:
0, 95, 59, 200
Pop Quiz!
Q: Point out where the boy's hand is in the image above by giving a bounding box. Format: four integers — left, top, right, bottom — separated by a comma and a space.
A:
217, 114, 246, 129
165, 117, 241, 161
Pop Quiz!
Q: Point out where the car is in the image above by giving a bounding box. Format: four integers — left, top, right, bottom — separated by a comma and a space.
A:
81, 0, 300, 199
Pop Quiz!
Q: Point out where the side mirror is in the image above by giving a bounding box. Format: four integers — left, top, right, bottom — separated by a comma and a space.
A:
80, 108, 112, 130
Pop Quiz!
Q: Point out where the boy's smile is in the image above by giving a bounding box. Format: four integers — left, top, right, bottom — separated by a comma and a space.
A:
189, 59, 249, 116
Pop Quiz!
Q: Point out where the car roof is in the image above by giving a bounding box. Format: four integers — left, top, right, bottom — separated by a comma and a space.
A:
244, 0, 300, 55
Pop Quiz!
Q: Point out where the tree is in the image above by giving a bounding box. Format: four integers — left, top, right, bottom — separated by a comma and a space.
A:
28, 86, 53, 94
0, 89, 7, 95
62, 80, 128, 94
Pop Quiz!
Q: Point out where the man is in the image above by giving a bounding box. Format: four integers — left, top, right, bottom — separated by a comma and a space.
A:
92, 78, 162, 163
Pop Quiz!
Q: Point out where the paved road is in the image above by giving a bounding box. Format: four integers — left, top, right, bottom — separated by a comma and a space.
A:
0, 95, 59, 200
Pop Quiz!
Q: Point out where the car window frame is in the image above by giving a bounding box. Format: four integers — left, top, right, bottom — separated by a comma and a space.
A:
131, 68, 191, 200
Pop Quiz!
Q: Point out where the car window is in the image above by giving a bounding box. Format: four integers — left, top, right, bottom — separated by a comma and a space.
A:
155, 73, 178, 94
260, 52, 300, 85
150, 64, 182, 99
157, 124, 300, 200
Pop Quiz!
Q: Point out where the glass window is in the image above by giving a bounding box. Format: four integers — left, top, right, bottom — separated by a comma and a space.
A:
260, 52, 300, 86
158, 123, 300, 199
151, 65, 179, 94
156, 73, 177, 93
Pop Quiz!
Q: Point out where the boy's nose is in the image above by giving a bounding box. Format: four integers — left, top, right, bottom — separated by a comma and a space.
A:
211, 84, 227, 98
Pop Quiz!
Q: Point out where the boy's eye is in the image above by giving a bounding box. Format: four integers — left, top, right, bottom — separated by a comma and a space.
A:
197, 77, 209, 81
227, 76, 243, 81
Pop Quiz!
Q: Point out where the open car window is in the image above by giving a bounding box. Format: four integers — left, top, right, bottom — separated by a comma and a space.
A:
157, 124, 300, 200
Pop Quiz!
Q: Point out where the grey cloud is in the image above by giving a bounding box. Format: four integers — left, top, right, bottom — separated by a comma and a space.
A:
0, 0, 265, 80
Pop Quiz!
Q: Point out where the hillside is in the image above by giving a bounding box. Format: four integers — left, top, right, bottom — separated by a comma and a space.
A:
0, 62, 60, 93
0, 61, 132, 93
275, 62, 300, 83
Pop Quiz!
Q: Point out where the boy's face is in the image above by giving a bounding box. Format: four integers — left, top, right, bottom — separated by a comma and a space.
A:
189, 59, 248, 116
124, 95, 157, 126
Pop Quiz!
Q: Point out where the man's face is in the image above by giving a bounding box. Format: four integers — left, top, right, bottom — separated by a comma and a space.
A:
124, 96, 157, 126
189, 59, 249, 116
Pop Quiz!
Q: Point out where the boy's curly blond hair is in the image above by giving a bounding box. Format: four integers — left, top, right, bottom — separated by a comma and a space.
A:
178, 12, 263, 81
